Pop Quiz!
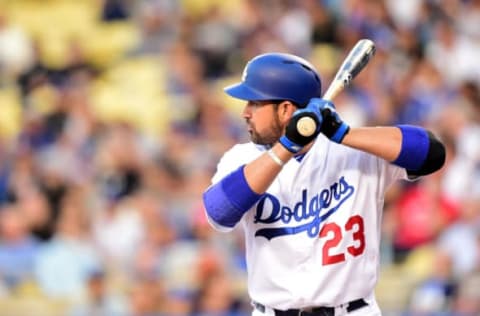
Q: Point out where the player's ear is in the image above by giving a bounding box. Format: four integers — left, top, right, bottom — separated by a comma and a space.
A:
277, 101, 297, 123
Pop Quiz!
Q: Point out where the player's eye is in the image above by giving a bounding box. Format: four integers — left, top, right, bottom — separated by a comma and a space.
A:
250, 100, 280, 108
248, 101, 264, 108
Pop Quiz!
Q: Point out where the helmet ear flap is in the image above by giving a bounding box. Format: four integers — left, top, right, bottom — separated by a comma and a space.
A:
224, 53, 322, 106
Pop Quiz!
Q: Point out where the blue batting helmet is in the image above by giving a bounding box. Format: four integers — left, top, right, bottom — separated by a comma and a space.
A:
224, 53, 322, 107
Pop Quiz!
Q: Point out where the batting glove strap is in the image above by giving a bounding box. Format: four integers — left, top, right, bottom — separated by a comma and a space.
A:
321, 107, 350, 143
331, 122, 350, 143
279, 135, 303, 153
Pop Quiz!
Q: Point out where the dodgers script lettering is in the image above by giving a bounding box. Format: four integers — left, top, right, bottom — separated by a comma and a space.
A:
254, 176, 355, 240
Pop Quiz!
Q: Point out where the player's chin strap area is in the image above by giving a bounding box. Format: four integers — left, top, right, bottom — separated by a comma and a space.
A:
252, 298, 368, 316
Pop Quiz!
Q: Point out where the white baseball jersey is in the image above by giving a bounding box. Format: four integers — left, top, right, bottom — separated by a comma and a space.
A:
208, 135, 408, 310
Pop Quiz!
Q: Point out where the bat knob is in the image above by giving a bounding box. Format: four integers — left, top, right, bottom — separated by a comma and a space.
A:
296, 116, 317, 137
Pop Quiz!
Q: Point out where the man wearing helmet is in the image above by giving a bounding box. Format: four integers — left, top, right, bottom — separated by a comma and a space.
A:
203, 53, 445, 316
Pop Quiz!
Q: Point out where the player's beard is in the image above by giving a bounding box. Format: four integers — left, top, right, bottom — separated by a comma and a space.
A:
248, 112, 284, 147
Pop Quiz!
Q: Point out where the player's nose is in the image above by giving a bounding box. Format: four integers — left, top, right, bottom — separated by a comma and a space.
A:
242, 103, 252, 118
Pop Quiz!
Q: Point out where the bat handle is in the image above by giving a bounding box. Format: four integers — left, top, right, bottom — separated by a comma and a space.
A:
295, 81, 344, 137
295, 83, 343, 137
322, 82, 344, 102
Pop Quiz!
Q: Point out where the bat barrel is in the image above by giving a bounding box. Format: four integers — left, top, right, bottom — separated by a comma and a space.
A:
322, 39, 375, 101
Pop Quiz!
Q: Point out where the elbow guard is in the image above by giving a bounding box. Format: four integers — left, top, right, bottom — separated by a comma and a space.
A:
393, 125, 446, 176
408, 131, 446, 176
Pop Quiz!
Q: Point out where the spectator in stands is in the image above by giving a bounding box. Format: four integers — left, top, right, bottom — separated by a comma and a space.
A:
0, 205, 39, 290
69, 268, 129, 316
0, 1, 478, 314
34, 189, 102, 300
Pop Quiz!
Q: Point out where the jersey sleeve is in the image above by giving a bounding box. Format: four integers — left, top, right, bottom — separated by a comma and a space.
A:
205, 143, 262, 231
378, 155, 410, 189
211, 145, 247, 184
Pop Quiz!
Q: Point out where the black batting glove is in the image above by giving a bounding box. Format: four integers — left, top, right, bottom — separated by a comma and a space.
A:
308, 98, 350, 143
279, 102, 323, 153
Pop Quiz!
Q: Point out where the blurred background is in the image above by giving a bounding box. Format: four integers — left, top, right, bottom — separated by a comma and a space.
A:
0, 0, 479, 315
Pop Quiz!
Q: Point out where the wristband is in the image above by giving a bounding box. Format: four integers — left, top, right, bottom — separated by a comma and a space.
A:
331, 123, 350, 143
267, 149, 286, 167
279, 135, 303, 153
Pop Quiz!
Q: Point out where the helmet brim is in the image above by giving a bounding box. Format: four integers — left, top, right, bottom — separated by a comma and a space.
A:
224, 82, 276, 101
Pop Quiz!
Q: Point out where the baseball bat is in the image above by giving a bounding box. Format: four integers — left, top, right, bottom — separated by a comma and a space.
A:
296, 39, 376, 137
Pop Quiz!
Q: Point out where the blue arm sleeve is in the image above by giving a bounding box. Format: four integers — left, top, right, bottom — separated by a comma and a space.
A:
203, 165, 264, 228
392, 125, 430, 171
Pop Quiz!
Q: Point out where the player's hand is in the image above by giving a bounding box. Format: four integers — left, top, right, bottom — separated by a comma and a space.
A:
279, 101, 323, 153
309, 98, 350, 143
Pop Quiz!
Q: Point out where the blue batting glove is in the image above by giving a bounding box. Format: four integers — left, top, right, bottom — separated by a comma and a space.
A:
308, 98, 350, 143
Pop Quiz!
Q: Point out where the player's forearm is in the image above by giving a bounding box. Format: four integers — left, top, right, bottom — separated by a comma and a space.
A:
341, 125, 446, 176
244, 143, 294, 193
341, 126, 402, 162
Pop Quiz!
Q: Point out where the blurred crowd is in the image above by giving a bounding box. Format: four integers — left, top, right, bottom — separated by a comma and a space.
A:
0, 0, 479, 315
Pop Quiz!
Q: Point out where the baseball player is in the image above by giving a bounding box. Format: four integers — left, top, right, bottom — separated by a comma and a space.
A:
202, 53, 446, 316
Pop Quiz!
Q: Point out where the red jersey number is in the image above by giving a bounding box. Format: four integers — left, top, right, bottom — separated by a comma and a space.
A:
319, 215, 366, 266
